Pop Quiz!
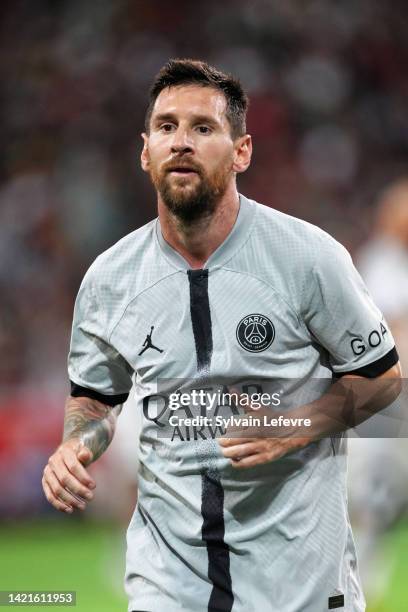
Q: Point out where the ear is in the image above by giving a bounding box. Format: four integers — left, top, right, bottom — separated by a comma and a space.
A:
140, 133, 150, 172
232, 134, 252, 174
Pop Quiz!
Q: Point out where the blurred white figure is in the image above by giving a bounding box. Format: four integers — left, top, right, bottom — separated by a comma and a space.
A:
349, 179, 408, 606
358, 181, 408, 365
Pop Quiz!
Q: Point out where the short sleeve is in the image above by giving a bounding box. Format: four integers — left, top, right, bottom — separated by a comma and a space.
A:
303, 234, 399, 377
68, 264, 134, 405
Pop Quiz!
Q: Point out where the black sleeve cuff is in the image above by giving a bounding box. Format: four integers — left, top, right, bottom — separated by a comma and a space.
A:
70, 381, 129, 407
335, 346, 399, 379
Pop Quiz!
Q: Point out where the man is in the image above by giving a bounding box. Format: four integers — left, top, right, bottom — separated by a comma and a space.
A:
42, 59, 401, 612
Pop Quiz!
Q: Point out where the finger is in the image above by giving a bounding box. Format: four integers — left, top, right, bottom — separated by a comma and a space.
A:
218, 437, 255, 447
47, 468, 86, 509
42, 478, 73, 514
76, 445, 94, 467
59, 463, 94, 501
61, 448, 96, 489
231, 453, 270, 469
231, 443, 286, 468
45, 467, 87, 510
57, 452, 95, 499
221, 442, 258, 460
50, 453, 93, 499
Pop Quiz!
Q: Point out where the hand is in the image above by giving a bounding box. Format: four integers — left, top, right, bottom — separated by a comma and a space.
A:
218, 392, 309, 469
42, 438, 96, 513
219, 434, 308, 469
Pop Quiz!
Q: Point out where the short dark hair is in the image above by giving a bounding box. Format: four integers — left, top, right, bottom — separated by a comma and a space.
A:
145, 58, 249, 139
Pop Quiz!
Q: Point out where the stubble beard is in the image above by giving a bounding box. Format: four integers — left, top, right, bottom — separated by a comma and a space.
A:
150, 161, 233, 225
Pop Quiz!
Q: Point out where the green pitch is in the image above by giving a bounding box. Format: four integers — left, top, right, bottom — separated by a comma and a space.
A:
0, 518, 407, 611
368, 520, 408, 612
0, 518, 127, 611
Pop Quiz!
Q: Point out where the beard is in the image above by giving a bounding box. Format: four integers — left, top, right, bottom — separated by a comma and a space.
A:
150, 158, 233, 224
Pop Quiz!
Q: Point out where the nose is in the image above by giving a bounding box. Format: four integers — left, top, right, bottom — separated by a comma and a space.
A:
170, 127, 194, 155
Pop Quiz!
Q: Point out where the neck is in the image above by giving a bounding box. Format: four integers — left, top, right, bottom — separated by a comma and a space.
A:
158, 183, 240, 269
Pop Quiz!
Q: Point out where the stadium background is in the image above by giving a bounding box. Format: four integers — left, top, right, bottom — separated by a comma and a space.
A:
0, 1, 407, 610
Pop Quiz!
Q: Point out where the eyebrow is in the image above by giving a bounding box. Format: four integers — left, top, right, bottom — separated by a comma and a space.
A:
152, 112, 220, 128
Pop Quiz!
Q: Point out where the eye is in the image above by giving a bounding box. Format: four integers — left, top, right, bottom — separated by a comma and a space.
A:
196, 125, 212, 134
159, 123, 176, 132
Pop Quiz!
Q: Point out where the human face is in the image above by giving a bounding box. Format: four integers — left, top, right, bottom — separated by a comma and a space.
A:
141, 85, 247, 223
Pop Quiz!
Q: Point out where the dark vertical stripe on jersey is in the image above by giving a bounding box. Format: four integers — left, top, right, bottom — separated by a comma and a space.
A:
187, 269, 234, 612
187, 269, 213, 372
201, 467, 233, 612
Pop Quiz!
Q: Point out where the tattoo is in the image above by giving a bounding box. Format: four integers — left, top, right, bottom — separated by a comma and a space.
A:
63, 396, 122, 463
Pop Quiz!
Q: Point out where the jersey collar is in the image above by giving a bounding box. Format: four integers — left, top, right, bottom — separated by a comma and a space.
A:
155, 193, 256, 271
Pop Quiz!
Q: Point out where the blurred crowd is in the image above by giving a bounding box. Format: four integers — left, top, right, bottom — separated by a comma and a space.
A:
0, 0, 408, 528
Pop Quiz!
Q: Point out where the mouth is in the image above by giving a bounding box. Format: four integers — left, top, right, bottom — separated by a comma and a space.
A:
167, 166, 199, 176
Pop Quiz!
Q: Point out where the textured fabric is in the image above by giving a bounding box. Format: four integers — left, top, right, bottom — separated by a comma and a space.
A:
67, 195, 396, 611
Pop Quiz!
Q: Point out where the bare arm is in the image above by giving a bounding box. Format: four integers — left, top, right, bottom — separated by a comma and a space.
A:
42, 395, 122, 513
220, 362, 402, 468
62, 395, 122, 463
304, 361, 402, 438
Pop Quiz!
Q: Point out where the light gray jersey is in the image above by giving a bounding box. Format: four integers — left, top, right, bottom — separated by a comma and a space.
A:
68, 195, 397, 612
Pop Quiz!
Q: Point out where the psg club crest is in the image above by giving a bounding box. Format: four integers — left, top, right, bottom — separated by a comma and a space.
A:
236, 314, 275, 352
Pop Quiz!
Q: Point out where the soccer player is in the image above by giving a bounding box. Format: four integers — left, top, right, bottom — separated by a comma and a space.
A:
42, 59, 401, 612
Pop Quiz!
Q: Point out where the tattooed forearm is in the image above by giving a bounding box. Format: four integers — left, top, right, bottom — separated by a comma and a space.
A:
62, 396, 122, 463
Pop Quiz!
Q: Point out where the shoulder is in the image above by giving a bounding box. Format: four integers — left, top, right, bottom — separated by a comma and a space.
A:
228, 196, 350, 314
90, 218, 158, 278
252, 198, 328, 243
245, 196, 343, 271
79, 217, 174, 321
